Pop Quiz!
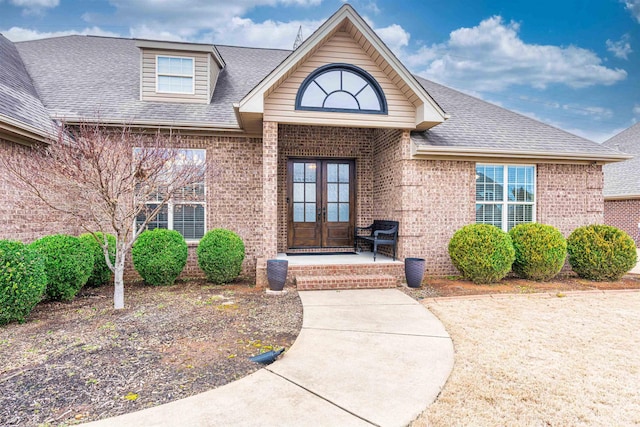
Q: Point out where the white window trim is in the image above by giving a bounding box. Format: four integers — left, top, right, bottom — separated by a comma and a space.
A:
156, 55, 195, 95
476, 163, 537, 231
144, 199, 207, 243
134, 148, 207, 241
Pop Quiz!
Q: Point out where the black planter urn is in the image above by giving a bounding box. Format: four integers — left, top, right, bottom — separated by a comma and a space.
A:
405, 257, 426, 288
266, 259, 288, 291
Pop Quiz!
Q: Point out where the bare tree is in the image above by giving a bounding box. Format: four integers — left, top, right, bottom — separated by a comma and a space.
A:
2, 122, 205, 309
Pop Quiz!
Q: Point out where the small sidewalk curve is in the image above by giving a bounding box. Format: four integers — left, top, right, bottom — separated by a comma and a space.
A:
86, 289, 454, 427
631, 249, 640, 275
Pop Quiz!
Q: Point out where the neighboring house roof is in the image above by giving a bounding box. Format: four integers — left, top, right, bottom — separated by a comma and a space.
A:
412, 78, 628, 163
15, 35, 290, 130
0, 33, 56, 141
602, 123, 640, 198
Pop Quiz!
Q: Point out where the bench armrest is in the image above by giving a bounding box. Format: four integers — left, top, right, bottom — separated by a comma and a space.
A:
373, 226, 398, 238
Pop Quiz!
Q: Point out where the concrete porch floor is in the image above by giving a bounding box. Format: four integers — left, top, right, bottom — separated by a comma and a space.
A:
276, 252, 402, 265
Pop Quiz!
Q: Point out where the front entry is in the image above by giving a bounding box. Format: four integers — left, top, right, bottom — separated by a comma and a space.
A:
287, 159, 355, 249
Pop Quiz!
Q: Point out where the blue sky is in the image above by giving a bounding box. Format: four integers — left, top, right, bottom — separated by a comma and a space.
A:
1, 0, 638, 142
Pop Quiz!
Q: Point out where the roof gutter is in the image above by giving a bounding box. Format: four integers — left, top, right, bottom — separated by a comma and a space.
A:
604, 194, 640, 201
0, 114, 54, 144
52, 115, 244, 133
412, 144, 633, 164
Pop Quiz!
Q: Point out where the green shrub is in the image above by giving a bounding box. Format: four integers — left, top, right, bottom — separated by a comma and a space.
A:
29, 234, 93, 301
197, 229, 245, 284
509, 223, 567, 281
567, 224, 637, 281
132, 229, 187, 286
0, 240, 47, 325
79, 232, 116, 287
448, 224, 515, 284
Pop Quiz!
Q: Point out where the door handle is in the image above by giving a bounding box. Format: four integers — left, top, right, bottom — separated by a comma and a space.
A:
322, 207, 326, 222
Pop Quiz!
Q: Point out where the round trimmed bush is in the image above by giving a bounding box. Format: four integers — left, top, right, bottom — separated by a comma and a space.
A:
448, 224, 515, 284
132, 229, 187, 286
567, 224, 637, 281
29, 234, 93, 301
0, 240, 47, 325
79, 232, 116, 287
509, 223, 567, 281
197, 229, 245, 284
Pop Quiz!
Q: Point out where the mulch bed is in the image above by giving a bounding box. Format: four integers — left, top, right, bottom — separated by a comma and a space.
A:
0, 280, 302, 426
401, 273, 640, 299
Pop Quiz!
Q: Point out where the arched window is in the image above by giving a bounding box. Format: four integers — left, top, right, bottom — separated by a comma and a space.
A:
295, 63, 387, 114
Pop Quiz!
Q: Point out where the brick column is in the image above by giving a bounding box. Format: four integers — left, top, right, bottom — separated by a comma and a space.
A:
257, 121, 279, 288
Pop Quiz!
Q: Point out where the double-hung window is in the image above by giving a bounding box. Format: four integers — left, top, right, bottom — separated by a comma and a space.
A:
156, 56, 194, 94
475, 164, 535, 231
136, 149, 206, 240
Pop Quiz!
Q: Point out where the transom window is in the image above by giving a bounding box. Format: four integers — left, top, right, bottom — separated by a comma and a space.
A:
156, 56, 194, 94
475, 164, 536, 231
136, 149, 206, 240
295, 63, 387, 114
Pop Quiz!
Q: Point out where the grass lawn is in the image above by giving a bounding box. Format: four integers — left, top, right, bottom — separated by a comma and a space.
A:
409, 276, 640, 426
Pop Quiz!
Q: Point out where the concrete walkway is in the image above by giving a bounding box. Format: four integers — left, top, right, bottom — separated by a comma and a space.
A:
86, 289, 454, 427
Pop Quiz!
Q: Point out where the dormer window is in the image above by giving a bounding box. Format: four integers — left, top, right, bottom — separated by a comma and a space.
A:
156, 56, 194, 94
295, 63, 387, 114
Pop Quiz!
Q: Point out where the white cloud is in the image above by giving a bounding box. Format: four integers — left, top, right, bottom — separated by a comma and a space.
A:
411, 16, 627, 92
79, 0, 321, 47
102, 0, 320, 34
200, 17, 324, 49
565, 126, 627, 143
375, 24, 410, 53
606, 35, 632, 59
634, 104, 640, 115
623, 0, 640, 22
562, 105, 614, 120
350, 0, 380, 14
9, 0, 58, 15
1, 26, 121, 42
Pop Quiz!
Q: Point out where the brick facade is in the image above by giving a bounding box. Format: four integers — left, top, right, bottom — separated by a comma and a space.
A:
405, 160, 476, 275
604, 199, 640, 245
536, 163, 604, 235
187, 134, 265, 278
276, 124, 375, 252
0, 138, 80, 242
263, 122, 279, 259
2, 130, 609, 282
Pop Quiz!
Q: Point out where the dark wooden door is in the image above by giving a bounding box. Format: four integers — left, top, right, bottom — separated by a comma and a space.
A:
287, 159, 355, 249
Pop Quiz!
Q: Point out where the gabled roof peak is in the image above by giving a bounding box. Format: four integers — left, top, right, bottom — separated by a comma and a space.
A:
238, 3, 447, 130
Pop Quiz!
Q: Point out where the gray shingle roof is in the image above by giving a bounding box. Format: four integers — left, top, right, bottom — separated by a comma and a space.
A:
5, 34, 628, 164
412, 77, 623, 159
603, 123, 640, 197
14, 36, 291, 128
0, 34, 55, 137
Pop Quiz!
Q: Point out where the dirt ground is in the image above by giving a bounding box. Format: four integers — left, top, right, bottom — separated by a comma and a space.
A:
0, 281, 302, 426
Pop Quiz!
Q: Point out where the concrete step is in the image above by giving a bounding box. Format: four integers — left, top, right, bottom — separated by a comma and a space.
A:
296, 274, 398, 291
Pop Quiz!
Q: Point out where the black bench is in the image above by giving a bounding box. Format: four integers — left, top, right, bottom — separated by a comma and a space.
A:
354, 220, 399, 261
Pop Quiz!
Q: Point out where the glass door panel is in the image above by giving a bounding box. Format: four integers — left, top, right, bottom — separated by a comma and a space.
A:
288, 159, 354, 249
292, 162, 317, 223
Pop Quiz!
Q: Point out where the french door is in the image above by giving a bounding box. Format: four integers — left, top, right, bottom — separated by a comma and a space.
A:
287, 159, 355, 249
